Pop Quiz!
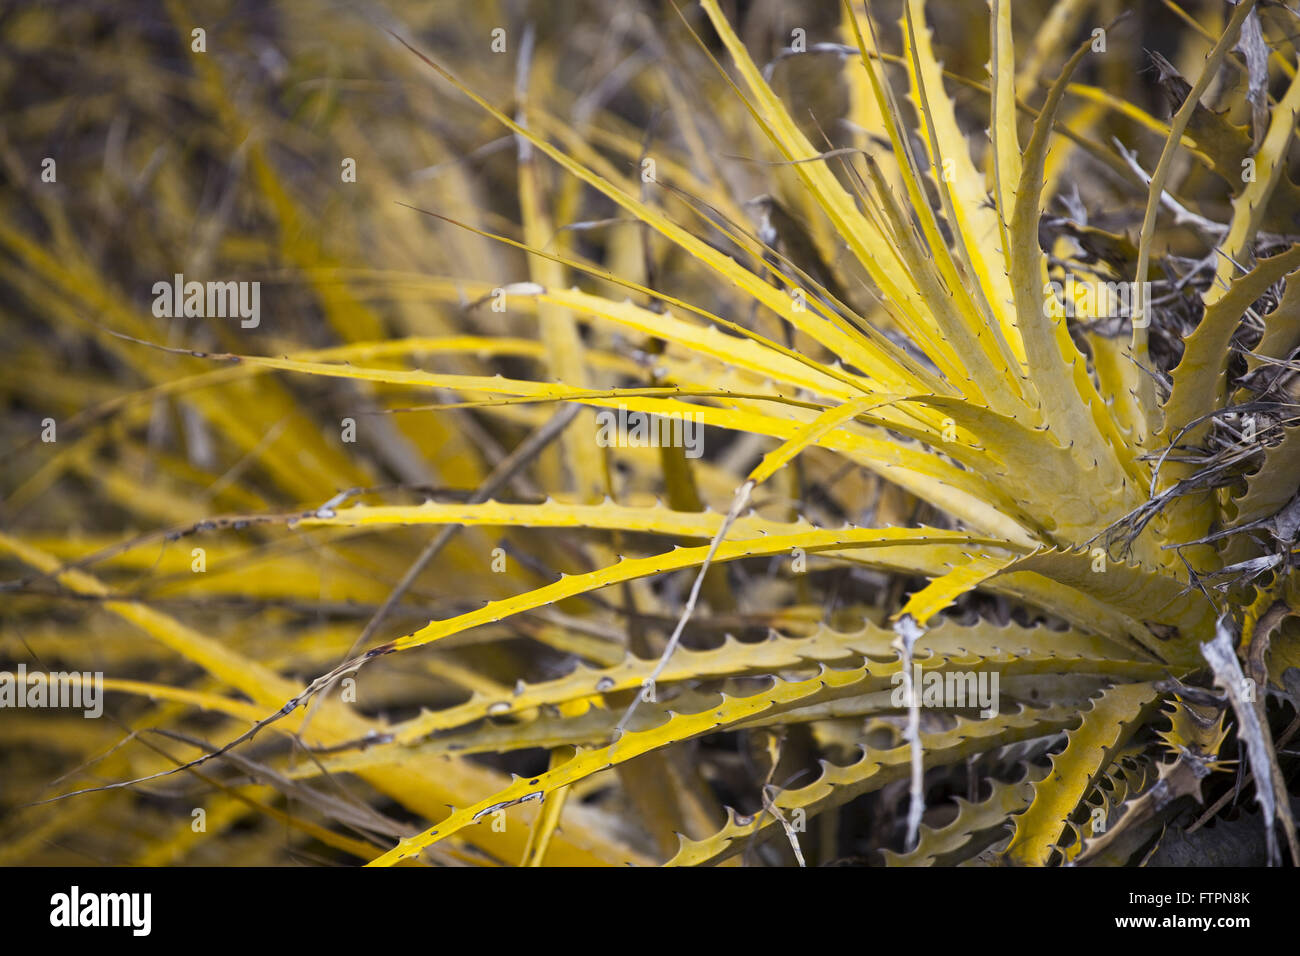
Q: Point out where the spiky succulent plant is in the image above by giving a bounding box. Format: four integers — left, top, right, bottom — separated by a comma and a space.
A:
1, 0, 1298, 867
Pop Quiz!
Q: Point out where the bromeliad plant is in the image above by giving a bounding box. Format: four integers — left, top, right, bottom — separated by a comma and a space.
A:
2, 0, 1299, 866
